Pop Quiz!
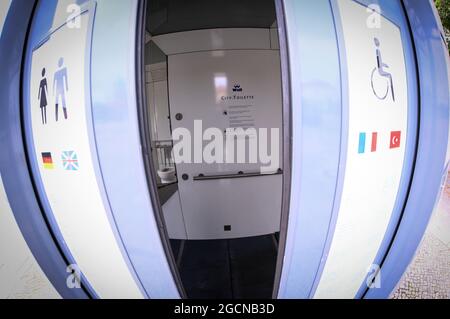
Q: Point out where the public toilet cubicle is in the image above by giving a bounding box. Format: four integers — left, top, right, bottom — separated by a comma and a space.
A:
0, 0, 448, 299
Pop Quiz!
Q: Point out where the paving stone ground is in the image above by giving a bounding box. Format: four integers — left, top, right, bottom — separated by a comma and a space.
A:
391, 171, 450, 299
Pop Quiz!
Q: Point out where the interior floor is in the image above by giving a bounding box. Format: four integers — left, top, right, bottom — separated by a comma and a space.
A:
170, 234, 279, 299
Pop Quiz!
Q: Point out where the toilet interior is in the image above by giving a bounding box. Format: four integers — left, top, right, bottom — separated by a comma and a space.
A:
144, 0, 283, 299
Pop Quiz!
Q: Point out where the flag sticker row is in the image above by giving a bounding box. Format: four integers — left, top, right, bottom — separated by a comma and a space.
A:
41, 151, 79, 171
358, 131, 401, 154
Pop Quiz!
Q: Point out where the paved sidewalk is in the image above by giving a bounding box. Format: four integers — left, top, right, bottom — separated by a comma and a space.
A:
392, 171, 450, 299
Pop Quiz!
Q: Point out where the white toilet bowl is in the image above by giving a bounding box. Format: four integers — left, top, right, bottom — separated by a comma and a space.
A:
157, 167, 176, 184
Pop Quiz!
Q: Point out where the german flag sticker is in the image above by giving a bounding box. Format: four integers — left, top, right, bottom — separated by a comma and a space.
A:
42, 152, 54, 170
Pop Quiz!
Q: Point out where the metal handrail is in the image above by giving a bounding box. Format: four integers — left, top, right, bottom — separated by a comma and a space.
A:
193, 169, 283, 181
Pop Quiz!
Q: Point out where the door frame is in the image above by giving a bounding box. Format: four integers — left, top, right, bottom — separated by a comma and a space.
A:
136, 0, 187, 298
138, 0, 293, 298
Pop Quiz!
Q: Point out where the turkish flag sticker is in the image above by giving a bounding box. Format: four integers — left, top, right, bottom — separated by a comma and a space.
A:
390, 131, 402, 149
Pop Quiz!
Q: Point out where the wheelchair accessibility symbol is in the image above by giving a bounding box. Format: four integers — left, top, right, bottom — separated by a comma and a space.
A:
371, 38, 395, 102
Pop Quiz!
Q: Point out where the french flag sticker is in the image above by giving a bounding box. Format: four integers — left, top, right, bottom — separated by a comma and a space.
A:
358, 132, 378, 154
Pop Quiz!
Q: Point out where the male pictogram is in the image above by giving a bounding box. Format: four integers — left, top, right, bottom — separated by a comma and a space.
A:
53, 57, 69, 121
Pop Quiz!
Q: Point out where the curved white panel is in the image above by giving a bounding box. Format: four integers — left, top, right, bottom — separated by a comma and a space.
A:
28, 9, 143, 298
315, 0, 409, 298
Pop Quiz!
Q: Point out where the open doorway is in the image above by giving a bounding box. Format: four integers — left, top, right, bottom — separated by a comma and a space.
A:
141, 0, 287, 299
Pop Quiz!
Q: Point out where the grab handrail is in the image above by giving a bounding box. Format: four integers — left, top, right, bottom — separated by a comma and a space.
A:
193, 169, 283, 181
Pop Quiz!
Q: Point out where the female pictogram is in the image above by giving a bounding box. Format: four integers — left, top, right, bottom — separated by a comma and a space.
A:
38, 68, 48, 124
371, 38, 395, 102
